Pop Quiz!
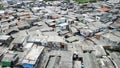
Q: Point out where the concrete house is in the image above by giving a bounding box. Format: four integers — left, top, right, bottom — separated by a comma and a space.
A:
0, 35, 12, 46
100, 31, 120, 46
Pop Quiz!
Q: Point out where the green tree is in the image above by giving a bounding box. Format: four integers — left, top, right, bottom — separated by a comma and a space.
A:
0, 4, 3, 10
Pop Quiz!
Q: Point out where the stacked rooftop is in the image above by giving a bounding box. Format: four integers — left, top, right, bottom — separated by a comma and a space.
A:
0, 0, 120, 68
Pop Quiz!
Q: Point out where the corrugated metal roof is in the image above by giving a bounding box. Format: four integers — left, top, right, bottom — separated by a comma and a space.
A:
22, 45, 44, 64
102, 33, 120, 42
2, 53, 17, 62
83, 53, 99, 68
0, 35, 10, 40
13, 36, 26, 44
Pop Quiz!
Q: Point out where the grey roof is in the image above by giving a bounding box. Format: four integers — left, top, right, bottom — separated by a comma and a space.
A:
22, 45, 44, 65
58, 31, 69, 35
66, 36, 79, 43
10, 31, 28, 38
0, 35, 11, 41
83, 53, 99, 68
40, 27, 53, 32
68, 43, 83, 57
59, 51, 73, 68
46, 56, 60, 68
28, 26, 41, 31
82, 40, 94, 51
16, 12, 31, 16
110, 53, 120, 68
113, 58, 120, 68
2, 53, 17, 62
112, 31, 120, 37
47, 36, 64, 43
74, 61, 82, 68
102, 33, 120, 42
13, 36, 27, 44
93, 46, 107, 57
18, 23, 30, 29
4, 27, 19, 34
0, 47, 8, 57
43, 51, 73, 68
69, 27, 78, 33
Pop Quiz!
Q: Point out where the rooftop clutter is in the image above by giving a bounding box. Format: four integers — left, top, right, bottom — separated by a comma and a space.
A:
0, 0, 120, 68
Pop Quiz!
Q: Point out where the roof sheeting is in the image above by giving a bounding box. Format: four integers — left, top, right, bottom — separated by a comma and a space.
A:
22, 45, 44, 64
13, 36, 26, 44
99, 8, 110, 12
102, 33, 120, 42
83, 53, 99, 68
47, 36, 64, 43
59, 23, 68, 26
24, 43, 34, 49
0, 35, 11, 40
59, 51, 73, 68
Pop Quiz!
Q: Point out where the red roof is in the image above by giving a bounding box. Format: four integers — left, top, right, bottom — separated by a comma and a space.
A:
99, 7, 110, 12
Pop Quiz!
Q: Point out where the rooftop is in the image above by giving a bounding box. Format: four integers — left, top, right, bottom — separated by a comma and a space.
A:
2, 53, 17, 62
0, 35, 11, 41
83, 53, 99, 68
22, 45, 44, 64
102, 33, 120, 42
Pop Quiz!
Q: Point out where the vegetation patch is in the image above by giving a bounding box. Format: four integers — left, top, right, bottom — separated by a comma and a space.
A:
0, 4, 4, 10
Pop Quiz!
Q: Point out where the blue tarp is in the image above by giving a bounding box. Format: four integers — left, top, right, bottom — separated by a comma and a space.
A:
23, 63, 34, 68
